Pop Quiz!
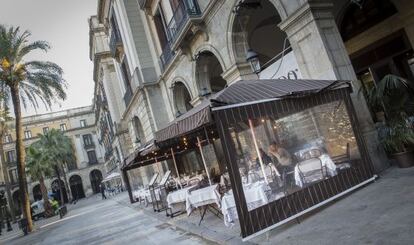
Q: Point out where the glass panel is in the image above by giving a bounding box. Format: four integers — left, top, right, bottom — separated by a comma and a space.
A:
228, 100, 360, 211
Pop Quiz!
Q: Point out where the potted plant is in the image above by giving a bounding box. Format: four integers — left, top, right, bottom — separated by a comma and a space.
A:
367, 74, 414, 168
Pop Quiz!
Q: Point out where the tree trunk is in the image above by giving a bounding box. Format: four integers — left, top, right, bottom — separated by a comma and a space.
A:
0, 124, 16, 222
54, 165, 64, 205
39, 176, 53, 217
10, 85, 33, 232
61, 163, 72, 202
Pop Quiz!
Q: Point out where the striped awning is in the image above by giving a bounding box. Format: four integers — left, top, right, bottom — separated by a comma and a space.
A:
154, 91, 224, 143
212, 79, 350, 106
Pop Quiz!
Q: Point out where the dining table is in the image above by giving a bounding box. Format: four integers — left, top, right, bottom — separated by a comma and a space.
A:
221, 181, 281, 227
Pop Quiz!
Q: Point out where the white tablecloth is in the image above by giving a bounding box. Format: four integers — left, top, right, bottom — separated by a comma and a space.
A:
185, 184, 220, 215
294, 154, 337, 187
221, 181, 280, 227
166, 185, 197, 208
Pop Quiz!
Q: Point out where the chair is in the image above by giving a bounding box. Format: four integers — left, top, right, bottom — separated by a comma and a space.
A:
297, 158, 326, 186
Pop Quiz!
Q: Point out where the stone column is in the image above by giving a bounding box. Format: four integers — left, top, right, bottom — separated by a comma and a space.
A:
278, 0, 388, 172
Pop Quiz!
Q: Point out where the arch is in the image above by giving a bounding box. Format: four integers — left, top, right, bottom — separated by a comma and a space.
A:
51, 179, 68, 204
227, 0, 289, 72
338, 0, 397, 41
172, 81, 193, 116
194, 50, 227, 95
32, 184, 42, 201
90, 169, 103, 194
12, 190, 21, 216
132, 116, 146, 144
69, 174, 86, 200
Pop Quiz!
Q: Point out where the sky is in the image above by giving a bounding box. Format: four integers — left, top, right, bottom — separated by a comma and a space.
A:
0, 0, 98, 116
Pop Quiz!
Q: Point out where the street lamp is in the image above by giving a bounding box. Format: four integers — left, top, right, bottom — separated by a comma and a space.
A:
246, 48, 261, 74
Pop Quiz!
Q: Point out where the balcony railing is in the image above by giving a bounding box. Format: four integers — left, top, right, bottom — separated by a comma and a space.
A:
7, 160, 16, 167
160, 41, 175, 71
109, 28, 123, 59
167, 0, 201, 45
123, 85, 133, 107
84, 142, 95, 150
89, 160, 98, 165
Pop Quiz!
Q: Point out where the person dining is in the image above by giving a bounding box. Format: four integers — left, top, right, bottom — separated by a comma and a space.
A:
268, 142, 295, 185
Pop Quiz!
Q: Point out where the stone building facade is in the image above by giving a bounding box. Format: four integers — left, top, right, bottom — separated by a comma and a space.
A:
90, 0, 414, 185
0, 106, 106, 215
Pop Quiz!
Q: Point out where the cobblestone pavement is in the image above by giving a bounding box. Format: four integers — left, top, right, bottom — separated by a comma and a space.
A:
3, 194, 215, 245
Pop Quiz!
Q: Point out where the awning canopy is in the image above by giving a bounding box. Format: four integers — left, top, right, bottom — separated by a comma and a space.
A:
154, 91, 224, 143
102, 172, 121, 182
123, 79, 351, 171
154, 79, 349, 143
211, 79, 349, 107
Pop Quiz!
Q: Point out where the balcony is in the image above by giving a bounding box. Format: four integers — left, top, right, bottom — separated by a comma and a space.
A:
123, 86, 133, 107
88, 160, 98, 166
167, 0, 202, 49
84, 143, 95, 150
7, 160, 17, 167
160, 41, 176, 71
109, 28, 124, 62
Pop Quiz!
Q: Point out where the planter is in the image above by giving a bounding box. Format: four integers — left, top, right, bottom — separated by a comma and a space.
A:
392, 151, 414, 168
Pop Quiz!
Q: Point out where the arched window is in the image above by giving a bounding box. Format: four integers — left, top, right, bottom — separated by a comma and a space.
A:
195, 51, 226, 95
132, 116, 146, 144
172, 82, 192, 116
232, 0, 288, 68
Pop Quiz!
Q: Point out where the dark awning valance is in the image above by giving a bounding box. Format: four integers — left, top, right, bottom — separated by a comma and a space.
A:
154, 91, 224, 143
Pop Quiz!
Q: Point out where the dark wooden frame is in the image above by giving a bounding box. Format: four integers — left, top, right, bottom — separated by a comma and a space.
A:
212, 87, 375, 238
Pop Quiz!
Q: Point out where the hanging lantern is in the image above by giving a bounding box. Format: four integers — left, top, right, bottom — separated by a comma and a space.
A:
246, 49, 261, 74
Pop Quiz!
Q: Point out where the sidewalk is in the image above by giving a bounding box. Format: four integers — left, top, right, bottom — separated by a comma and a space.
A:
116, 166, 414, 244
0, 194, 103, 244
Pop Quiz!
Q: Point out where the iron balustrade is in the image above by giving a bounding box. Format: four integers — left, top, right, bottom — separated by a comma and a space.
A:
84, 142, 95, 150
160, 41, 175, 71
167, 0, 201, 45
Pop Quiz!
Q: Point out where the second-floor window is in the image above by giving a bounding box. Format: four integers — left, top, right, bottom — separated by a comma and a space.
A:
4, 134, 12, 143
83, 134, 93, 146
154, 6, 169, 49
5, 150, 16, 163
60, 123, 67, 131
43, 127, 49, 134
24, 130, 32, 139
87, 150, 97, 164
80, 120, 87, 127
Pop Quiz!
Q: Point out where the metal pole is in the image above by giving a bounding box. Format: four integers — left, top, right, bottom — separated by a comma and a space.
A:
197, 137, 212, 186
170, 148, 182, 189
248, 119, 269, 184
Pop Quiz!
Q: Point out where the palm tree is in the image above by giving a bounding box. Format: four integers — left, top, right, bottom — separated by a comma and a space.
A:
0, 25, 67, 232
38, 129, 74, 204
26, 143, 54, 217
